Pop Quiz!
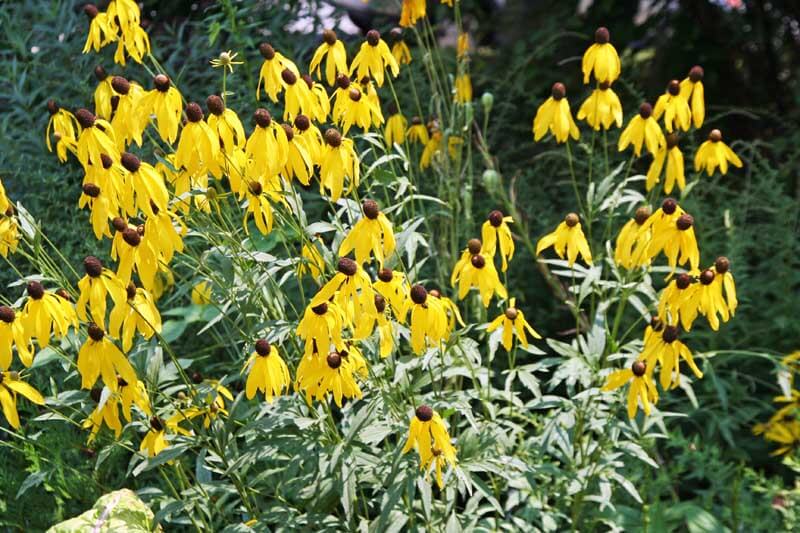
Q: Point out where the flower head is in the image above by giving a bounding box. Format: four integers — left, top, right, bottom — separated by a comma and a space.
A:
602, 360, 659, 419
532, 83, 580, 143
210, 50, 243, 73
243, 340, 291, 402
582, 27, 621, 84
350, 30, 400, 87
694, 129, 743, 176
536, 213, 593, 267
679, 65, 705, 128
618, 103, 665, 156
487, 298, 541, 352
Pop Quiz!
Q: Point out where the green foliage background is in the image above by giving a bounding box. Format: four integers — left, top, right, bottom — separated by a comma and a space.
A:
0, 0, 798, 530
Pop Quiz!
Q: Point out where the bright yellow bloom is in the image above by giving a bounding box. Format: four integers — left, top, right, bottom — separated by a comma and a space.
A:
92, 66, 115, 120
402, 405, 457, 489
452, 251, 507, 307
577, 83, 623, 130
302, 75, 331, 123
108, 0, 150, 65
175, 103, 221, 178
614, 206, 651, 269
107, 0, 141, 33
657, 273, 701, 331
646, 133, 685, 193
109, 76, 146, 149
400, 0, 426, 27
640, 325, 702, 390
536, 213, 593, 267
297, 239, 327, 281
119, 378, 150, 421
759, 418, 800, 456
338, 85, 383, 134
77, 323, 137, 392
0, 216, 19, 259
401, 285, 449, 354
454, 74, 472, 103
21, 281, 78, 351
109, 283, 162, 352
295, 351, 363, 407
602, 360, 658, 419
0, 178, 9, 215
77, 182, 113, 240
76, 256, 127, 328
119, 153, 169, 218
310, 258, 376, 325
139, 414, 192, 457
246, 109, 289, 179
653, 80, 691, 133
0, 370, 45, 430
206, 95, 246, 157
384, 110, 407, 146
581, 27, 621, 84
712, 256, 737, 317
83, 387, 123, 442
339, 199, 396, 266
140, 74, 183, 144
407, 116, 429, 144
350, 30, 400, 87
319, 129, 360, 202
280, 69, 314, 121
374, 268, 409, 319
191, 281, 212, 305
256, 43, 299, 102
74, 108, 118, 171
431, 291, 464, 336
82, 5, 114, 53
618, 103, 665, 156
354, 294, 395, 357
45, 101, 80, 163
243, 177, 282, 236
143, 208, 185, 266
638, 206, 699, 272
679, 66, 705, 128
294, 115, 324, 165
296, 300, 347, 360
420, 130, 442, 169
487, 298, 541, 352
482, 210, 514, 272
532, 83, 579, 143
392, 40, 412, 65
673, 266, 735, 332
0, 306, 33, 370
111, 223, 159, 290
310, 29, 348, 86
243, 340, 291, 402
457, 32, 470, 59
694, 129, 743, 176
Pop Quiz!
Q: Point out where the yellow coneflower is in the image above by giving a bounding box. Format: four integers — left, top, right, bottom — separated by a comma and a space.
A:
246, 109, 289, 179
653, 80, 691, 133
407, 116, 429, 144
0, 370, 46, 429
294, 114, 324, 165
205, 95, 246, 155
118, 377, 150, 421
339, 199, 396, 266
350, 30, 400, 87
76, 256, 127, 329
452, 252, 508, 307
296, 301, 347, 360
142, 205, 185, 265
46, 101, 80, 163
577, 82, 623, 131
420, 130, 442, 169
81, 4, 114, 54
242, 179, 280, 235
119, 153, 169, 219
83, 386, 123, 441
454, 73, 473, 104
536, 213, 593, 267
21, 281, 78, 351
277, 123, 311, 186
74, 108, 118, 171
301, 74, 330, 123
390, 28, 413, 65
297, 238, 326, 281
158, 155, 210, 213
641, 208, 699, 272
109, 76, 146, 149
175, 103, 221, 178
640, 324, 702, 390
353, 294, 395, 357
457, 32, 470, 59
92, 66, 115, 120
582, 27, 621, 84
109, 282, 161, 352
712, 256, 737, 317
602, 360, 658, 419
319, 128, 360, 202
657, 273, 700, 331
0, 306, 33, 370
295, 350, 363, 407
400, 0, 426, 27
430, 290, 464, 336
331, 74, 353, 125
384, 105, 408, 146
532, 83, 579, 143
243, 340, 290, 402
311, 258, 376, 324
694, 129, 743, 176
0, 178, 10, 215
614, 206, 651, 269
281, 68, 314, 121
402, 405, 457, 488
0, 215, 19, 259
257, 43, 299, 102
310, 29, 348, 86
139, 414, 193, 457
679, 66, 705, 128
338, 85, 383, 133
107, 0, 141, 32
191, 281, 212, 305
401, 285, 449, 355
78, 182, 115, 240
487, 298, 541, 352
374, 268, 409, 319
646, 133, 685, 193
107, 0, 150, 66
629, 198, 682, 267
618, 103, 665, 157
140, 74, 182, 144
481, 210, 515, 272
111, 222, 159, 290
77, 323, 137, 391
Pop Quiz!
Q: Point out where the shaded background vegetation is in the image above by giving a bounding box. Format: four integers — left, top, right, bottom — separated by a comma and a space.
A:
0, 0, 798, 529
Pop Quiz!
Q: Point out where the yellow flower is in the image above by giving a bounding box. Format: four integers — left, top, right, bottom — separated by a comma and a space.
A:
0, 370, 45, 430
280, 69, 314, 121
111, 223, 159, 290
760, 419, 800, 456
191, 281, 212, 305
77, 323, 138, 392
614, 206, 651, 269
602, 360, 658, 419
401, 285, 449, 354
310, 29, 348, 86
618, 103, 665, 157
711, 256, 737, 317
296, 300, 347, 360
452, 251, 507, 307
629, 198, 682, 266
45, 100, 80, 163
205, 95, 246, 156
694, 129, 742, 176
107, 0, 141, 33
338, 85, 384, 134
246, 108, 289, 179
581, 27, 621, 84
536, 213, 593, 267
243, 178, 281, 236
139, 414, 191, 457
457, 32, 470, 59
0, 306, 33, 370
21, 281, 78, 351
243, 340, 290, 402
140, 74, 182, 144
0, 178, 9, 215
310, 258, 376, 325
431, 291, 464, 336
295, 351, 363, 407
402, 405, 457, 488
119, 153, 169, 218
350, 30, 400, 87
158, 156, 210, 213
256, 43, 299, 102
679, 66, 705, 128
673, 267, 735, 332
391, 39, 412, 65
640, 325, 702, 390
532, 83, 579, 143
657, 273, 701, 331
297, 239, 327, 281
83, 387, 123, 442
400, 0, 426, 27
302, 75, 331, 123
74, 108, 118, 171
119, 378, 151, 421
487, 298, 541, 352
175, 103, 221, 178
294, 115, 324, 165
319, 129, 360, 202
639, 207, 699, 273
374, 268, 409, 319
646, 133, 685, 193
0, 216, 20, 259
420, 130, 442, 169
209, 50, 243, 73
109, 76, 146, 149
653, 80, 691, 133
407, 116, 429, 144
454, 73, 473, 103
577, 83, 623, 130
109, 283, 162, 353
384, 109, 408, 146
82, 5, 114, 54
76, 256, 127, 329
481, 210, 514, 272
339, 199, 396, 266
78, 182, 115, 240
142, 207, 185, 265
354, 294, 395, 357
92, 66, 115, 120
107, 0, 150, 65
